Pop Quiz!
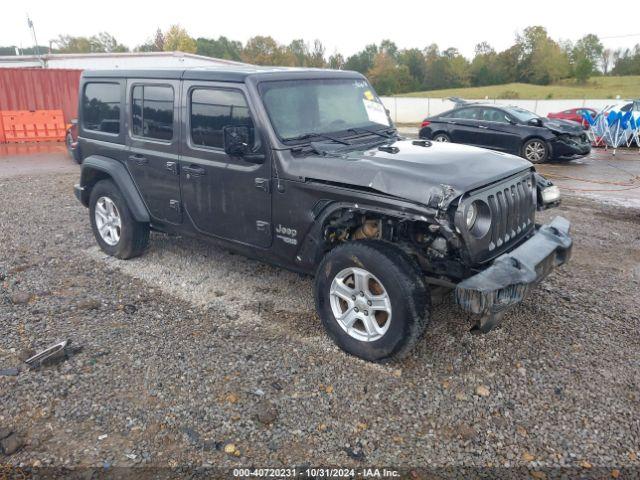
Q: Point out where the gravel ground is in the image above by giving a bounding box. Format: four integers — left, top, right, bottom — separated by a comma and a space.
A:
1, 171, 639, 473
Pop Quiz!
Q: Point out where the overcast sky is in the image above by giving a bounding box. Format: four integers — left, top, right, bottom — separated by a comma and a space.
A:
4, 0, 640, 58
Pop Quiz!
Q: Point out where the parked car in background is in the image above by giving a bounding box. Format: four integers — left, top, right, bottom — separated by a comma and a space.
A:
547, 108, 596, 127
65, 119, 80, 163
419, 104, 591, 163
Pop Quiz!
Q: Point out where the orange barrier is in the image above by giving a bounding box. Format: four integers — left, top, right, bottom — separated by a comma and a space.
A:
0, 110, 66, 143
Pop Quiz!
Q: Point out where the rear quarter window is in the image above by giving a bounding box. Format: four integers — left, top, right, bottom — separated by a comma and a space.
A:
82, 83, 121, 134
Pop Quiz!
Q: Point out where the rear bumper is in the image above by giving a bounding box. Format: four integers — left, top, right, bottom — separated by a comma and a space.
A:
455, 216, 572, 327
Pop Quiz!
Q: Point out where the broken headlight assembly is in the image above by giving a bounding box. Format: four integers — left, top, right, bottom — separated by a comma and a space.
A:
541, 185, 561, 204
464, 201, 491, 238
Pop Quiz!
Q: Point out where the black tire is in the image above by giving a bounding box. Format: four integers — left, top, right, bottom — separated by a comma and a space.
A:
432, 132, 451, 143
314, 240, 430, 362
89, 179, 149, 259
522, 138, 549, 163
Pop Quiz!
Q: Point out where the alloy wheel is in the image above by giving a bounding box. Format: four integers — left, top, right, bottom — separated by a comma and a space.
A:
94, 196, 122, 246
525, 141, 546, 162
329, 267, 392, 342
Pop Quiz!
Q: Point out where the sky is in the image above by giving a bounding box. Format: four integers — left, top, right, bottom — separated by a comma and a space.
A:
4, 0, 640, 58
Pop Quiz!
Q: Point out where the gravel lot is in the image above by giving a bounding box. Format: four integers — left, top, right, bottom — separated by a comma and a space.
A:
1, 169, 640, 473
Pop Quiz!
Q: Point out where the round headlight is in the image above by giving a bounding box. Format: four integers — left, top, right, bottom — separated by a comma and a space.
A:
465, 203, 478, 229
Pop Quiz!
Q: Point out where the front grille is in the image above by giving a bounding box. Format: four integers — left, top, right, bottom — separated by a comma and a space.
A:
456, 171, 536, 264
485, 176, 535, 252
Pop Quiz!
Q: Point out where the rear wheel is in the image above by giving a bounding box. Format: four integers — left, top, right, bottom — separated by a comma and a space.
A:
315, 240, 430, 362
522, 138, 548, 163
433, 133, 450, 143
89, 179, 149, 259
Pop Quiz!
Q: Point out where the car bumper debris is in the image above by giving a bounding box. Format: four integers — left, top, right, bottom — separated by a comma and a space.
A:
455, 216, 572, 331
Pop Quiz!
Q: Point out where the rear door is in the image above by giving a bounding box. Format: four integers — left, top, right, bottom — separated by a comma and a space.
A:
125, 79, 182, 224
477, 107, 522, 154
179, 81, 272, 248
447, 107, 484, 145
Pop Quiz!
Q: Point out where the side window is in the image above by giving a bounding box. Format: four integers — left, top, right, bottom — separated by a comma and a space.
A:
450, 108, 480, 120
482, 108, 510, 123
82, 83, 120, 134
131, 85, 174, 141
190, 88, 254, 149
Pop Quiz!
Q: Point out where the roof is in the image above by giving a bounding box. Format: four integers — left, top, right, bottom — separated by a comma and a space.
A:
0, 51, 245, 66
81, 66, 364, 83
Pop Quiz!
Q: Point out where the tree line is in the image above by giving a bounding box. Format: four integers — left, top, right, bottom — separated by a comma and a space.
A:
3, 25, 640, 95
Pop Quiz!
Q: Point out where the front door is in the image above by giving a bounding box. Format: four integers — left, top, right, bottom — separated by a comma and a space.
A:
180, 81, 272, 248
126, 79, 182, 224
477, 108, 522, 154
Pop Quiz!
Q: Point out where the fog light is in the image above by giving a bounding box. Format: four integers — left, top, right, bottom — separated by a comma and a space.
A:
541, 185, 561, 204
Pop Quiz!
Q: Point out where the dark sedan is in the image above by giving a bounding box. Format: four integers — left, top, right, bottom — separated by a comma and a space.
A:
419, 104, 591, 163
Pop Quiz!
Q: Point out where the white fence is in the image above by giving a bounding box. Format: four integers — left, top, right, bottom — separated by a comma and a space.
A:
380, 97, 619, 124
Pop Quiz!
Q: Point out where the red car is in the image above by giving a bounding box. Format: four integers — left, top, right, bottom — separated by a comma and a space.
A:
547, 108, 596, 127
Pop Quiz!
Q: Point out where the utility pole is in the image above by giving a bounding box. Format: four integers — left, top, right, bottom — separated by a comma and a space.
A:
27, 14, 45, 67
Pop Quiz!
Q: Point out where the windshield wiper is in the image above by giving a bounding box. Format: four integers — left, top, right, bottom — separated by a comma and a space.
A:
348, 127, 398, 139
285, 132, 351, 145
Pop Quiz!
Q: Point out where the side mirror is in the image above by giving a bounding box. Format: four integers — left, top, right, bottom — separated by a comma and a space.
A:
222, 125, 265, 164
223, 125, 250, 156
528, 118, 543, 127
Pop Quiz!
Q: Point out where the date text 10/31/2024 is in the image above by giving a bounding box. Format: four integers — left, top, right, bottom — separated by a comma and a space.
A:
233, 468, 401, 478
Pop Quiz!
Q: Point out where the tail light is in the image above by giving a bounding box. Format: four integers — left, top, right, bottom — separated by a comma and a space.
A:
420, 120, 431, 128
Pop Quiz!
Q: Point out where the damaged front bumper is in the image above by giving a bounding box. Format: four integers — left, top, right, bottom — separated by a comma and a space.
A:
455, 216, 572, 331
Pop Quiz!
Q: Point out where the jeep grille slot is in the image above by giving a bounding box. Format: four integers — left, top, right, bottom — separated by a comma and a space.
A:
457, 172, 536, 264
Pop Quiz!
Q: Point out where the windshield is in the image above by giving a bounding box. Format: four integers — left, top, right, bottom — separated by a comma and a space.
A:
259, 78, 391, 141
503, 106, 540, 123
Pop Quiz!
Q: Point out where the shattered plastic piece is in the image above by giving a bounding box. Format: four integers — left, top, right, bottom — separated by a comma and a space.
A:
0, 367, 19, 376
24, 340, 82, 369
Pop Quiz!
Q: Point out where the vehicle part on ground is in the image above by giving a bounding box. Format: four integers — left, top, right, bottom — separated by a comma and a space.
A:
24, 340, 81, 369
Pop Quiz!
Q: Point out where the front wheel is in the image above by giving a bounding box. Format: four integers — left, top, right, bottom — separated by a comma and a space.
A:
522, 138, 548, 163
314, 240, 430, 362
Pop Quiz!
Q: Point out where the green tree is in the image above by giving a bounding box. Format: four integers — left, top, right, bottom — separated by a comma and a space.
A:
241, 36, 287, 65
286, 39, 309, 66
56, 32, 128, 53
328, 52, 345, 70
307, 40, 326, 68
163, 25, 197, 53
196, 36, 242, 60
367, 52, 412, 95
397, 48, 427, 90
516, 26, 569, 84
344, 44, 378, 74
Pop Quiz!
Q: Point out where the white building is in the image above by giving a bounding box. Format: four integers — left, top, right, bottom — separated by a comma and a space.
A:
0, 51, 246, 69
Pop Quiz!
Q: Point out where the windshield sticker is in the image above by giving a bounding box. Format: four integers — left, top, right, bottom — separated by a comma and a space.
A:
353, 80, 368, 89
363, 99, 390, 126
363, 90, 374, 101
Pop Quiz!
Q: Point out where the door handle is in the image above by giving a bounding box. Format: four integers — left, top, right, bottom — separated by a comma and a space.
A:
128, 154, 148, 165
183, 165, 206, 176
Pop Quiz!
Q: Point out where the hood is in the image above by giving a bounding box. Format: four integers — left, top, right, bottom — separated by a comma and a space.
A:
283, 139, 532, 207
540, 117, 585, 135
